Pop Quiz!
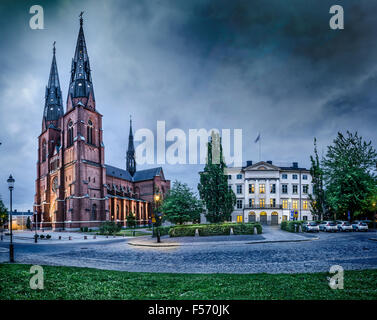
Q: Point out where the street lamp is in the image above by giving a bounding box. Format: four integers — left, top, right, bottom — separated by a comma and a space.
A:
7, 174, 15, 263
373, 202, 376, 230
34, 210, 38, 243
154, 194, 161, 243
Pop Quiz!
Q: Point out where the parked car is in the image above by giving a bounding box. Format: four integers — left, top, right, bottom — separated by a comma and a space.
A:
336, 221, 353, 232
352, 221, 369, 232
303, 221, 320, 232
319, 221, 338, 232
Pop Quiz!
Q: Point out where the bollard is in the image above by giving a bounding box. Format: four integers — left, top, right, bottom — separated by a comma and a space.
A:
68, 236, 72, 240
93, 235, 96, 239
195, 228, 199, 237
84, 236, 87, 240
230, 227, 234, 235
254, 226, 257, 235
58, 236, 62, 240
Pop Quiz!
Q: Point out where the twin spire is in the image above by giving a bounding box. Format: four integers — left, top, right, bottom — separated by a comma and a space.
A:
127, 116, 136, 176
43, 13, 94, 130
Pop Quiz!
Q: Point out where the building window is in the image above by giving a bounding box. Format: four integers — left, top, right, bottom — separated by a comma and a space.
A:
303, 215, 308, 220
41, 140, 47, 162
228, 175, 232, 180
67, 121, 74, 147
248, 198, 255, 207
228, 185, 232, 192
236, 200, 243, 209
249, 184, 255, 194
270, 184, 276, 194
292, 200, 298, 209
282, 200, 288, 209
303, 174, 308, 180
259, 198, 265, 208
91, 204, 97, 220
303, 200, 308, 210
282, 174, 288, 179
292, 184, 298, 194
303, 185, 309, 194
282, 184, 288, 194
87, 119, 94, 145
292, 174, 298, 180
237, 215, 243, 222
236, 174, 242, 179
236, 185, 242, 194
270, 198, 276, 207
259, 184, 265, 194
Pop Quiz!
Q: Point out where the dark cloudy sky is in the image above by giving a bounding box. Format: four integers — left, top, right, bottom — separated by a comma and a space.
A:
0, 0, 377, 210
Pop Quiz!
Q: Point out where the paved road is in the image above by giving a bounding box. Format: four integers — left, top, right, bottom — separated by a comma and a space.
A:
1, 227, 376, 274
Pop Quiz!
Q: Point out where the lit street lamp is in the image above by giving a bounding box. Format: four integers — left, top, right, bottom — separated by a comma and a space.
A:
154, 194, 161, 243
373, 202, 376, 230
7, 174, 15, 263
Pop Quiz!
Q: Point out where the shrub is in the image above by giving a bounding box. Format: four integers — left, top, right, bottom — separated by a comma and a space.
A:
99, 221, 122, 235
168, 222, 262, 237
46, 234, 51, 239
83, 227, 89, 232
39, 234, 45, 239
281, 220, 304, 232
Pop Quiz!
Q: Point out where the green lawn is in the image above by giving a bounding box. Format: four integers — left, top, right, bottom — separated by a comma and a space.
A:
0, 264, 376, 300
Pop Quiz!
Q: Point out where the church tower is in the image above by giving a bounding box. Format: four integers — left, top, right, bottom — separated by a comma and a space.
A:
126, 117, 136, 176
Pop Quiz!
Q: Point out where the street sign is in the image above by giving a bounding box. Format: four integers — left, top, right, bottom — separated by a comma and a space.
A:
152, 218, 156, 223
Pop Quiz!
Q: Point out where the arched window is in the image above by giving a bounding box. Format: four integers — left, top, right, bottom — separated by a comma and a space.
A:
116, 205, 120, 220
91, 204, 97, 221
67, 121, 74, 147
87, 119, 93, 145
41, 140, 47, 162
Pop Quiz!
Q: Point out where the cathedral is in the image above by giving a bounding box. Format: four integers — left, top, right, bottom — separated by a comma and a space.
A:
34, 16, 170, 230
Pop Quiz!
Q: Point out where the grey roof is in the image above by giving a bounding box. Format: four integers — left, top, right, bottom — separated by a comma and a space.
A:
105, 164, 163, 182
43, 45, 63, 124
68, 16, 95, 102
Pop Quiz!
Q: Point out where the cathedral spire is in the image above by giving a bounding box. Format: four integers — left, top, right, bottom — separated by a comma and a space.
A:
43, 41, 63, 130
67, 12, 95, 108
127, 116, 136, 176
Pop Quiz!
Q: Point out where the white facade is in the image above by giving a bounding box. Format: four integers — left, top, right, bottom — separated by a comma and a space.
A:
226, 161, 313, 224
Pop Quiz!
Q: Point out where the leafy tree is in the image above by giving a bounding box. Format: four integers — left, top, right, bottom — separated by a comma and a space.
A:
0, 199, 8, 228
323, 131, 377, 220
161, 180, 203, 224
126, 212, 137, 228
308, 138, 326, 220
198, 131, 236, 223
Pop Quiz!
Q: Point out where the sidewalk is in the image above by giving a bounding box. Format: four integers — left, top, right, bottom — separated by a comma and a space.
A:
0, 230, 130, 244
128, 226, 319, 248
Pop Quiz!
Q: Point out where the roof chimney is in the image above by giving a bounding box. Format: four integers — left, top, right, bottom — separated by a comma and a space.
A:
292, 162, 298, 169
267, 160, 272, 164
246, 160, 253, 167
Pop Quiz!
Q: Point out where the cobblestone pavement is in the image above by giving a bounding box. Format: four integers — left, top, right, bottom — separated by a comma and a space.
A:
1, 228, 376, 274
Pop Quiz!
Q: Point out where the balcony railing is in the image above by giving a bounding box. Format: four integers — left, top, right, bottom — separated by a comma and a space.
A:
244, 204, 283, 209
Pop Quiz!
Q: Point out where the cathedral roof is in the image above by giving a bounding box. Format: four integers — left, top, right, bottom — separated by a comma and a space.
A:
105, 164, 163, 182
43, 43, 63, 124
67, 14, 95, 102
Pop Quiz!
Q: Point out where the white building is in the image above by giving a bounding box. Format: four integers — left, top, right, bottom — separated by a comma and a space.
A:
226, 161, 313, 224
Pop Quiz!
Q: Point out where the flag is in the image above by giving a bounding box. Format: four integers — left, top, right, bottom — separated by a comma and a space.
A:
254, 133, 261, 143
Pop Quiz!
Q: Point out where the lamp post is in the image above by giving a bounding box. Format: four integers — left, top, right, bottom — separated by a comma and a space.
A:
7, 174, 15, 263
34, 210, 38, 243
154, 194, 161, 243
373, 202, 376, 230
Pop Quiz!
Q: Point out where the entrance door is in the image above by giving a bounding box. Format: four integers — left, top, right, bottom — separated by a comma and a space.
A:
249, 214, 256, 222
271, 214, 278, 225
260, 213, 267, 224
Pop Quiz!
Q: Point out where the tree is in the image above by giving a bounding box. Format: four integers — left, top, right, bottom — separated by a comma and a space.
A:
26, 216, 31, 230
0, 199, 8, 229
308, 138, 326, 220
323, 131, 377, 220
126, 212, 137, 236
198, 131, 236, 223
161, 180, 203, 224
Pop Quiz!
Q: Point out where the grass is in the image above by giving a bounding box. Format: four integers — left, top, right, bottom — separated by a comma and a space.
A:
0, 264, 376, 300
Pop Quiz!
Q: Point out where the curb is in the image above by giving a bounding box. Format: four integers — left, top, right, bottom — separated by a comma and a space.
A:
245, 237, 319, 244
128, 241, 180, 247
369, 238, 377, 242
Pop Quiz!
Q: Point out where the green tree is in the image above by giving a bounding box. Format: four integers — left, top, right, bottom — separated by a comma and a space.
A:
323, 131, 377, 220
308, 138, 326, 220
198, 132, 236, 223
0, 199, 8, 228
161, 180, 203, 224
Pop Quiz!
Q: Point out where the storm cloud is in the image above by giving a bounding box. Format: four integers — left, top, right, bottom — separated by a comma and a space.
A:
0, 0, 376, 210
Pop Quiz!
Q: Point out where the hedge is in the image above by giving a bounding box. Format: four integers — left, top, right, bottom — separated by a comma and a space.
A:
281, 220, 304, 233
168, 223, 262, 237
152, 226, 171, 237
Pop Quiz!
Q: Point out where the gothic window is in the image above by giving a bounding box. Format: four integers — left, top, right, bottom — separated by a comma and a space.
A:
67, 121, 74, 147
42, 140, 47, 162
91, 204, 97, 220
52, 176, 58, 193
87, 119, 93, 145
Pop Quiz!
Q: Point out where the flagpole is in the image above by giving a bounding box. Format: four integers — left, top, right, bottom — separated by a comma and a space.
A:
259, 138, 261, 161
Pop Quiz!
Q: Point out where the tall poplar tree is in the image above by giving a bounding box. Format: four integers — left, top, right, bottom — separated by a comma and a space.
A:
198, 132, 236, 223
